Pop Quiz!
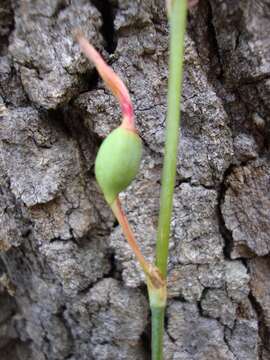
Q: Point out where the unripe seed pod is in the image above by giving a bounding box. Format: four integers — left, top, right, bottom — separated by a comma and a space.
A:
95, 127, 142, 205
75, 32, 142, 204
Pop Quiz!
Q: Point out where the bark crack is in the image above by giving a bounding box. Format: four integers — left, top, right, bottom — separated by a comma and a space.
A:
91, 0, 117, 54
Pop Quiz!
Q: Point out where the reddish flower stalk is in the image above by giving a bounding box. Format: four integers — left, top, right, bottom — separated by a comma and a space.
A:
111, 197, 164, 288
75, 30, 135, 131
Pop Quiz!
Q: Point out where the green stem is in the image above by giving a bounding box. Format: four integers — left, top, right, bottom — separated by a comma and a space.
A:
148, 283, 167, 360
156, 0, 187, 278
151, 307, 165, 360
150, 1, 188, 360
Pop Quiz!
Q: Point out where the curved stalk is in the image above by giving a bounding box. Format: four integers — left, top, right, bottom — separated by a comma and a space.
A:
75, 30, 135, 131
111, 197, 164, 289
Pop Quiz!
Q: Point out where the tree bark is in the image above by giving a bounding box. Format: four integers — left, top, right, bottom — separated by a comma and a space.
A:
0, 0, 269, 359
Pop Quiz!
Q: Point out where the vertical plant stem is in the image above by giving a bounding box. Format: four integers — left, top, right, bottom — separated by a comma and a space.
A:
151, 307, 164, 360
156, 0, 187, 278
149, 1, 188, 359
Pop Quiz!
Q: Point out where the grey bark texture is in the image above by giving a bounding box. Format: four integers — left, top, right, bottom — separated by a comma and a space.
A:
0, 0, 269, 359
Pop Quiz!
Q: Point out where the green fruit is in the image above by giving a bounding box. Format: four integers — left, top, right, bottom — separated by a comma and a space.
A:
95, 127, 142, 205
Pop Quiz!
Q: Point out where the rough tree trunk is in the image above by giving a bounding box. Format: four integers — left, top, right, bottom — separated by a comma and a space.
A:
0, 0, 269, 359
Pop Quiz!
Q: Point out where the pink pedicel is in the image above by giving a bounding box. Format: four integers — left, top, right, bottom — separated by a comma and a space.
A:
75, 30, 135, 132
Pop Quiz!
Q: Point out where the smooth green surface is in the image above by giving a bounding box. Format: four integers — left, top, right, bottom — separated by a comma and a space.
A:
151, 1, 187, 360
95, 127, 142, 205
151, 306, 165, 360
156, 0, 187, 279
